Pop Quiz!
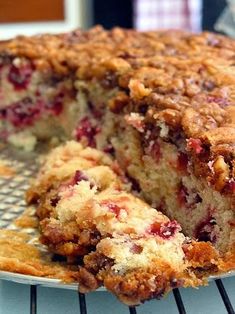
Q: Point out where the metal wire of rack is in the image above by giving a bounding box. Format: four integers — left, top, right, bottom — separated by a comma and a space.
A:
27, 282, 234, 314
0, 147, 234, 314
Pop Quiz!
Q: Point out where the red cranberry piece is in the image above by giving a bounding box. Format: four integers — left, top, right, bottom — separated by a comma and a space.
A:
107, 203, 123, 218
226, 180, 235, 193
69, 170, 95, 190
149, 220, 181, 239
73, 170, 88, 183
194, 217, 217, 243
8, 63, 33, 90
101, 201, 126, 218
72, 170, 89, 184
35, 90, 41, 97
229, 220, 235, 227
6, 97, 40, 127
149, 221, 161, 235
75, 117, 100, 147
177, 152, 188, 172
187, 138, 203, 154
45, 93, 64, 115
130, 243, 143, 254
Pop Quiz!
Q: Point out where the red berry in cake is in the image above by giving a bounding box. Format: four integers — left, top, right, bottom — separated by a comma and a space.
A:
100, 200, 127, 219
148, 220, 181, 239
130, 243, 143, 254
45, 93, 64, 115
6, 97, 40, 127
187, 138, 203, 154
64, 170, 95, 190
8, 63, 33, 90
73, 170, 89, 184
226, 180, 235, 193
106, 203, 123, 218
74, 117, 100, 147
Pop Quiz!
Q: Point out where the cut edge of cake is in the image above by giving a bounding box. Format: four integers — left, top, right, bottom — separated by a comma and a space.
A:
27, 141, 228, 305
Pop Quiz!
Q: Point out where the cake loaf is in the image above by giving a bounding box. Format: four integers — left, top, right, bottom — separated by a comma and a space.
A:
0, 27, 234, 265
29, 141, 220, 305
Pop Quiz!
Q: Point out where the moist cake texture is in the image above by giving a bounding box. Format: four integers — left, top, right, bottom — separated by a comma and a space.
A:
0, 27, 234, 288
30, 141, 221, 305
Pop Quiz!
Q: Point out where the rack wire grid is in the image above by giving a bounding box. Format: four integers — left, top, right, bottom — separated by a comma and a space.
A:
0, 146, 234, 314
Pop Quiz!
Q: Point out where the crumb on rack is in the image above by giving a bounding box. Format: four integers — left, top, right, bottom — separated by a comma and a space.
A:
14, 207, 38, 229
0, 160, 15, 177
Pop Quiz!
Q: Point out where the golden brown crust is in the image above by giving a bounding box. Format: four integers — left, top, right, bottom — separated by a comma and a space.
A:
77, 240, 222, 305
218, 245, 235, 272
183, 241, 219, 269
78, 251, 185, 305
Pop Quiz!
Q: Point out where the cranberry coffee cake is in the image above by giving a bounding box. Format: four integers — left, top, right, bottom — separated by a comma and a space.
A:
28, 141, 220, 305
0, 27, 234, 302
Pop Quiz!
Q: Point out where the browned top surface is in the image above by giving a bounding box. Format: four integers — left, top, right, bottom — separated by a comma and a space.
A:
0, 26, 235, 191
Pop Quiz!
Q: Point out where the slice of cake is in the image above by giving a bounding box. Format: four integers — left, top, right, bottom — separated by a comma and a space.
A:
26, 140, 118, 204
1, 28, 234, 266
31, 142, 220, 305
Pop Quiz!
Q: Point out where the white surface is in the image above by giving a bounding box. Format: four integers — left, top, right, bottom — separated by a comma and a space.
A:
0, 0, 91, 40
0, 277, 234, 314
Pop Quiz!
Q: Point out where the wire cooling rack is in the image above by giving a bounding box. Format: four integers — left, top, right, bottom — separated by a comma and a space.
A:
0, 146, 234, 314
